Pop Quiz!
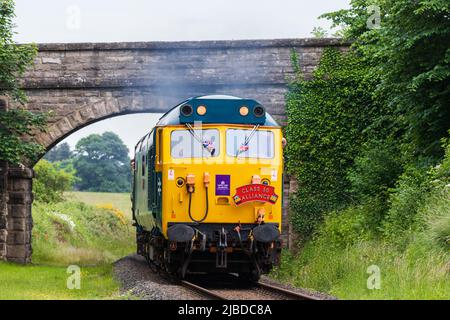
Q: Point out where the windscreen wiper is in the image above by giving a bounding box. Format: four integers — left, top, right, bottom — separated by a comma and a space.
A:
186, 123, 216, 156
235, 124, 260, 157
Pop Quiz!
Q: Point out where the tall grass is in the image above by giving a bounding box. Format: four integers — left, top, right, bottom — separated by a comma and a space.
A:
272, 186, 450, 299
272, 241, 449, 299
32, 200, 135, 266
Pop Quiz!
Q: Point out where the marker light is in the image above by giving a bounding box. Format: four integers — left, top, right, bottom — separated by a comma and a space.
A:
197, 105, 207, 116
239, 106, 249, 116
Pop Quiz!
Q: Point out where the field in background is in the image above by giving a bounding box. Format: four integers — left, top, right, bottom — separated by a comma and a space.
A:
67, 192, 132, 218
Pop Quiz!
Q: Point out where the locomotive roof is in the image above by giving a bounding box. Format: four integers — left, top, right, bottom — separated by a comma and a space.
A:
156, 95, 279, 127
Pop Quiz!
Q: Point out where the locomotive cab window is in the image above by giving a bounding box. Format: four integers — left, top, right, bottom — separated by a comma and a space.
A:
171, 129, 220, 158
226, 129, 275, 158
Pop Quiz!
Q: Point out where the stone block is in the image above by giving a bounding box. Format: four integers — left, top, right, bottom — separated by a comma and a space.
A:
6, 217, 32, 232
8, 167, 34, 179
6, 244, 31, 260
0, 215, 7, 229
0, 243, 6, 260
8, 204, 32, 218
0, 229, 7, 243
8, 192, 33, 205
9, 178, 32, 193
7, 230, 31, 245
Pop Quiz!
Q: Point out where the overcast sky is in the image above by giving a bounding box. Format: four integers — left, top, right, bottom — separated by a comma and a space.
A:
13, 0, 349, 155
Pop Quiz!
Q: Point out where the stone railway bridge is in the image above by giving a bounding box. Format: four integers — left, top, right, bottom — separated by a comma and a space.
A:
0, 38, 347, 263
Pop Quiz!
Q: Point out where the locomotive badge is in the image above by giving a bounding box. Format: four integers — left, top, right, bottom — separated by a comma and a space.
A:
233, 184, 279, 205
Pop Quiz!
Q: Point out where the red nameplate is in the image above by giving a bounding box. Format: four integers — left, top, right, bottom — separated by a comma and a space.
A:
233, 184, 279, 205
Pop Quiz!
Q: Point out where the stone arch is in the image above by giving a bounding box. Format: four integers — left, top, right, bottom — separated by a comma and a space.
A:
35, 96, 164, 152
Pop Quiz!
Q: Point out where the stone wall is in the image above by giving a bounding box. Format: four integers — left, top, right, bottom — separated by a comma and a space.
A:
0, 161, 8, 261
0, 97, 34, 263
0, 97, 9, 261
5, 167, 34, 263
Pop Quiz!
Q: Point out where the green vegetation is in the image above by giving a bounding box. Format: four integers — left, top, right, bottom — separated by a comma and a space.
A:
0, 263, 119, 300
0, 191, 134, 300
286, 48, 383, 238
73, 132, 131, 193
32, 200, 134, 266
44, 142, 73, 162
0, 0, 46, 164
45, 133, 132, 193
280, 0, 450, 299
34, 159, 78, 203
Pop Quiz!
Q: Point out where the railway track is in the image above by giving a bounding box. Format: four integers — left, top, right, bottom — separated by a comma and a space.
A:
180, 275, 325, 300
181, 280, 228, 300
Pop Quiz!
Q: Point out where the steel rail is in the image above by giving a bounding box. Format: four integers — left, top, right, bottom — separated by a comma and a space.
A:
181, 280, 228, 300
256, 281, 323, 300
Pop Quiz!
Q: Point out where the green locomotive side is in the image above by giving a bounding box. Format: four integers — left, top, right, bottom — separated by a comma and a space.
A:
132, 129, 162, 231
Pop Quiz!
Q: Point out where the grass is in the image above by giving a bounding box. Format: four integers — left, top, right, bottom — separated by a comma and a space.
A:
271, 242, 450, 300
0, 192, 135, 300
0, 263, 119, 300
271, 187, 450, 300
32, 199, 135, 266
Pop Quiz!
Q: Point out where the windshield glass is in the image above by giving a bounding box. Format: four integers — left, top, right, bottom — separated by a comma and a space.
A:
226, 129, 274, 158
171, 129, 220, 158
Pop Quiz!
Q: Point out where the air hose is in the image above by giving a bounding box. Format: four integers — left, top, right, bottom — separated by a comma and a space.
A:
188, 187, 209, 223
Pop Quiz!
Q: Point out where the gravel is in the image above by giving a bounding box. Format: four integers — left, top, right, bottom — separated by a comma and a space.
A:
113, 254, 336, 300
260, 275, 337, 300
113, 254, 204, 300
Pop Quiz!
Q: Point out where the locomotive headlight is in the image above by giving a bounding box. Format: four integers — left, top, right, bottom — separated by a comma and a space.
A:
253, 105, 265, 117
239, 106, 249, 116
262, 179, 270, 186
197, 105, 207, 116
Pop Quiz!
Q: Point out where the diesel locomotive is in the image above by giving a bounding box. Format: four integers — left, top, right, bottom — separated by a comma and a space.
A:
131, 95, 283, 280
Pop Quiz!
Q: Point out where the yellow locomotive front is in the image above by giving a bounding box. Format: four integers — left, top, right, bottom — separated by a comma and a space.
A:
133, 95, 283, 280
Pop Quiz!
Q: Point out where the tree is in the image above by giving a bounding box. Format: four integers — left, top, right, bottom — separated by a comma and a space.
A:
286, 0, 450, 239
33, 159, 77, 203
310, 26, 328, 38
44, 142, 73, 162
73, 132, 131, 193
0, 0, 46, 164
323, 0, 450, 159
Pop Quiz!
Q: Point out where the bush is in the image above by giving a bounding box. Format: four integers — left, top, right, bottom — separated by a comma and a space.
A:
33, 159, 77, 203
421, 189, 450, 251
382, 164, 430, 243
347, 140, 403, 230
315, 206, 370, 248
285, 48, 384, 238
383, 137, 450, 244
348, 140, 402, 202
